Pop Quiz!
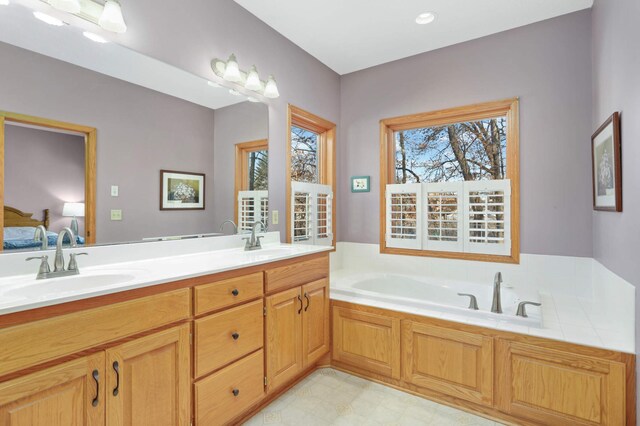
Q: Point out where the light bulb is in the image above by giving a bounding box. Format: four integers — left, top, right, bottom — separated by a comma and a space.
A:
33, 11, 64, 26
49, 0, 81, 13
415, 12, 436, 25
223, 54, 242, 82
244, 65, 262, 91
263, 75, 280, 99
99, 0, 127, 34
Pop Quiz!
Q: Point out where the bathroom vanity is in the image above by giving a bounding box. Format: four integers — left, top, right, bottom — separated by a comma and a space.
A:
0, 241, 331, 426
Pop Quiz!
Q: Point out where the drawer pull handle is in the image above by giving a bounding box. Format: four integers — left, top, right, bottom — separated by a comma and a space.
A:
297, 295, 303, 314
304, 292, 310, 312
92, 369, 100, 407
232, 388, 240, 397
231, 332, 240, 340
112, 361, 120, 396
231, 288, 239, 296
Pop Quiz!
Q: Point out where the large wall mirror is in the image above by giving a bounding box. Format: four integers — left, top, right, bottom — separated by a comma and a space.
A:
0, 3, 269, 253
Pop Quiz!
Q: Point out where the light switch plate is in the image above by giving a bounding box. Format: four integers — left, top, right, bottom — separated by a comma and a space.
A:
111, 185, 119, 197
110, 209, 122, 221
272, 210, 279, 225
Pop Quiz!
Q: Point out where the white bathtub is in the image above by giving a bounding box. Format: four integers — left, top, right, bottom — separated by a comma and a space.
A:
331, 273, 543, 328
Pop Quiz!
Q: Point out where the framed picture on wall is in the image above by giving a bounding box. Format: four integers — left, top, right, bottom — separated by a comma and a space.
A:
591, 112, 622, 212
160, 170, 205, 210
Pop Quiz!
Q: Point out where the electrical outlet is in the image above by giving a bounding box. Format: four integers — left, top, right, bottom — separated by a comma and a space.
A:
110, 209, 122, 221
271, 210, 279, 225
111, 185, 119, 197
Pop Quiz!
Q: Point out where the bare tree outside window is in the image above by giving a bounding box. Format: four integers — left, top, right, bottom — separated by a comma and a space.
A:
395, 117, 507, 184
291, 126, 319, 183
248, 150, 268, 190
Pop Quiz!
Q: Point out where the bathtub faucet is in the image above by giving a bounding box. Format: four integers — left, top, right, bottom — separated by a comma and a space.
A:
491, 272, 503, 314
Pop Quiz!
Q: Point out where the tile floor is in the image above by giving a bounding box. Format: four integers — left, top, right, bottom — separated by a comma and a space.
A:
243, 369, 505, 425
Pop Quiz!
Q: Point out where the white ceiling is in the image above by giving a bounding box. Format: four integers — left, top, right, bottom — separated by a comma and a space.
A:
234, 0, 593, 75
0, 0, 248, 110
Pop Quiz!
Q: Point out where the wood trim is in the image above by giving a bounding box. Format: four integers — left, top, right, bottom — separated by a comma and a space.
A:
286, 105, 337, 248
0, 111, 97, 248
379, 98, 520, 264
234, 139, 269, 223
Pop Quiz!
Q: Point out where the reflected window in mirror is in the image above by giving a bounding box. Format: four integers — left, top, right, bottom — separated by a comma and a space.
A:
235, 139, 269, 233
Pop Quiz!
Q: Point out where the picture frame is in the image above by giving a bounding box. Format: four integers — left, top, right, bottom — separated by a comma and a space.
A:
591, 112, 622, 212
351, 176, 370, 193
160, 170, 205, 210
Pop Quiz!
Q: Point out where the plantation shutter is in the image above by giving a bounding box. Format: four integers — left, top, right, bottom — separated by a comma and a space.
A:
291, 182, 333, 245
238, 190, 269, 233
385, 184, 422, 249
423, 182, 464, 252
463, 180, 511, 255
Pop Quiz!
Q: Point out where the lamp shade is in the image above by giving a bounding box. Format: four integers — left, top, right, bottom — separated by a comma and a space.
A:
50, 0, 81, 13
99, 0, 127, 33
244, 65, 262, 91
263, 75, 280, 99
62, 202, 85, 217
223, 54, 242, 82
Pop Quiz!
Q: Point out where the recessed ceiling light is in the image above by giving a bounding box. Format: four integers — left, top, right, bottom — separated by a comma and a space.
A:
33, 11, 65, 26
415, 12, 436, 25
83, 31, 108, 43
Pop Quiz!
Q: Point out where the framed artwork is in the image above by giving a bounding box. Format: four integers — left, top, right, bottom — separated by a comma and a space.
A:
160, 170, 205, 210
351, 176, 370, 193
591, 112, 622, 212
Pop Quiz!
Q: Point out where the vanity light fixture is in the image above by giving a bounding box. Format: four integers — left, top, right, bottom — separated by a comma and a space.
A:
211, 54, 280, 99
263, 75, 280, 99
33, 11, 65, 26
83, 31, 108, 43
415, 12, 436, 25
49, 0, 81, 14
99, 0, 127, 34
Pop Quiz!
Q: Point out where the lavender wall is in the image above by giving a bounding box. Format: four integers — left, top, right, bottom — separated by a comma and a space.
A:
591, 0, 640, 414
212, 101, 268, 228
338, 11, 593, 257
0, 41, 217, 244
4, 125, 85, 234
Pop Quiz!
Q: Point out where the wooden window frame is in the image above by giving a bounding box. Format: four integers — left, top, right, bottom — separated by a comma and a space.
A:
234, 139, 268, 224
0, 111, 97, 250
379, 98, 520, 264
286, 105, 336, 248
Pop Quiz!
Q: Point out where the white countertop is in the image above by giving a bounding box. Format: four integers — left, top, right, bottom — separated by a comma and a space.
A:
0, 241, 331, 316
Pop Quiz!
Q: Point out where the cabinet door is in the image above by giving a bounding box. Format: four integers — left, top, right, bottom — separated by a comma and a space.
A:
402, 321, 493, 405
266, 287, 302, 393
0, 353, 105, 426
495, 339, 626, 425
302, 279, 330, 368
332, 306, 401, 379
105, 324, 190, 426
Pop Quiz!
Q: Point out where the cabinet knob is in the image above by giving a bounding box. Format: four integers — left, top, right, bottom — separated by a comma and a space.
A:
231, 332, 240, 340
232, 388, 240, 397
231, 289, 239, 296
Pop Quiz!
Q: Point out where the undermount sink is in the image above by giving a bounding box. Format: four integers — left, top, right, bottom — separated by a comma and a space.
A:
1, 271, 138, 298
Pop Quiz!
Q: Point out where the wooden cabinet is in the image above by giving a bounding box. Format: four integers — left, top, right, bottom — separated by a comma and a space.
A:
266, 278, 330, 392
105, 325, 191, 426
332, 306, 401, 379
194, 272, 263, 315
265, 255, 329, 293
402, 321, 493, 405
0, 353, 105, 426
495, 338, 627, 426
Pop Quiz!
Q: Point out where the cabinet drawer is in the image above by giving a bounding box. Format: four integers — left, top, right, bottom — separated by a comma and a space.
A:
194, 272, 263, 315
195, 300, 264, 377
265, 255, 328, 293
195, 349, 265, 426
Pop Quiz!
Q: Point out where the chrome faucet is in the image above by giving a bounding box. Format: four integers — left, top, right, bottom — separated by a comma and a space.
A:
219, 220, 238, 235
33, 225, 48, 250
491, 272, 503, 314
243, 221, 265, 251
26, 228, 87, 279
55, 227, 77, 272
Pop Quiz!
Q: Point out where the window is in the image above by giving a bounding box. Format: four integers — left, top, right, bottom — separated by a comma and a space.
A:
235, 139, 268, 232
380, 98, 519, 263
287, 105, 336, 247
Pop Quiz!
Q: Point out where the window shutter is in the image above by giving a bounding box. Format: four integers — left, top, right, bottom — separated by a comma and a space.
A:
424, 182, 464, 252
385, 184, 422, 250
463, 180, 511, 255
291, 182, 333, 245
238, 190, 269, 233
